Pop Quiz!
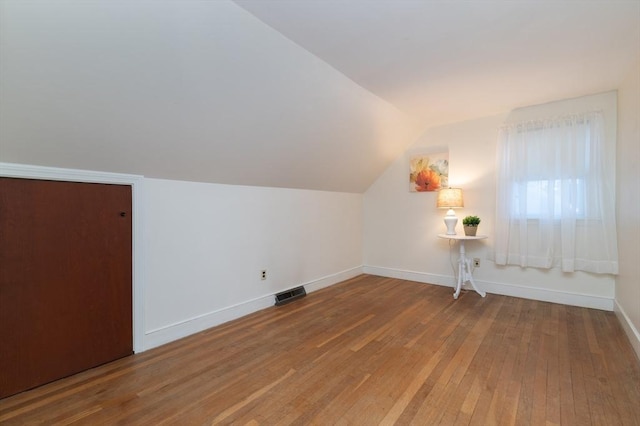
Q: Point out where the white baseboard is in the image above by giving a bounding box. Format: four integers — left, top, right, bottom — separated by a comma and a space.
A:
363, 265, 614, 311
303, 266, 363, 293
614, 300, 640, 361
143, 294, 274, 351
143, 266, 363, 350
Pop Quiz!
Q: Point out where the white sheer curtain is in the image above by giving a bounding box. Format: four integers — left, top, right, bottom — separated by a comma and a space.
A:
494, 111, 618, 274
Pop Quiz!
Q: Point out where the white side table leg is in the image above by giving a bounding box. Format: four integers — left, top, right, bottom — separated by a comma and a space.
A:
454, 257, 463, 299
437, 234, 488, 300
455, 239, 486, 298
464, 258, 486, 297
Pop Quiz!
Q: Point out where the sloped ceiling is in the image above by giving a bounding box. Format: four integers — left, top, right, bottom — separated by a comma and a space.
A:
234, 0, 640, 127
1, 1, 638, 193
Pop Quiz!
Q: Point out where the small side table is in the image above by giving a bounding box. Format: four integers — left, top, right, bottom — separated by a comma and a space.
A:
437, 234, 488, 299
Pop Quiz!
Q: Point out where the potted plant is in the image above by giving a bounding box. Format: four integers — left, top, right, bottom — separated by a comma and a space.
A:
462, 215, 481, 236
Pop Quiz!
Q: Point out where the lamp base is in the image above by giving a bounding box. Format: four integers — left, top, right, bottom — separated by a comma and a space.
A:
444, 210, 458, 235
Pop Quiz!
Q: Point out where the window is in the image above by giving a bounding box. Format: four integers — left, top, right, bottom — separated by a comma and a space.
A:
494, 111, 618, 274
512, 178, 587, 219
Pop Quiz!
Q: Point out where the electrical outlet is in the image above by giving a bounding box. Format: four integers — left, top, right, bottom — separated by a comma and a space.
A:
473, 258, 480, 267
261, 270, 267, 280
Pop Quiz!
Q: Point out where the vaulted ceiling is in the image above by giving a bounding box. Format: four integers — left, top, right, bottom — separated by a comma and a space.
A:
235, 0, 640, 126
1, 1, 638, 192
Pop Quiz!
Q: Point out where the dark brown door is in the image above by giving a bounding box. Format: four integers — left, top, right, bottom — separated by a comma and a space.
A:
0, 177, 133, 398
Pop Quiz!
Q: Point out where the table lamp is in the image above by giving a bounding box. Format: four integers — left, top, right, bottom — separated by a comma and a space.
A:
437, 187, 464, 235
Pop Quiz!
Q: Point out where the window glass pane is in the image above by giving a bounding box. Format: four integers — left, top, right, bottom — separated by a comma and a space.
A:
513, 179, 585, 218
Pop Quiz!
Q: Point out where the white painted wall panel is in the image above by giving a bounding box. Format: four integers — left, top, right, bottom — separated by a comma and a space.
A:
143, 178, 363, 336
616, 61, 640, 358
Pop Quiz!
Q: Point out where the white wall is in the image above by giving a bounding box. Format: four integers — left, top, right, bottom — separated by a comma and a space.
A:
616, 60, 640, 359
364, 92, 617, 310
143, 178, 363, 349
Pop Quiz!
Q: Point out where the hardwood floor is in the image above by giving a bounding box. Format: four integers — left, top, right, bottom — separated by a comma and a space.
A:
1, 274, 639, 425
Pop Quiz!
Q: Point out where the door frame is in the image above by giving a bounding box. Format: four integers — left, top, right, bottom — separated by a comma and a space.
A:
0, 162, 145, 353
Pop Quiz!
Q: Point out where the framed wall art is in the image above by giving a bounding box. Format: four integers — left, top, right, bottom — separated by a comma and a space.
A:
409, 151, 449, 192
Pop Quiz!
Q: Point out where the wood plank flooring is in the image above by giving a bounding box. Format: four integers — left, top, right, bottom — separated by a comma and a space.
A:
1, 274, 639, 425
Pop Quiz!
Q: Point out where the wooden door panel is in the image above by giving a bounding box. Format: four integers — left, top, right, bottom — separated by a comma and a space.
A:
0, 178, 133, 398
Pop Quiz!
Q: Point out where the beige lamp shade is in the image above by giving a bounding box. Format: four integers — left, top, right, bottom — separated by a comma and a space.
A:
436, 188, 464, 209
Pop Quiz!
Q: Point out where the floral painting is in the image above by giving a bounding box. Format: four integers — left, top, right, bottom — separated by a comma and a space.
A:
409, 152, 449, 192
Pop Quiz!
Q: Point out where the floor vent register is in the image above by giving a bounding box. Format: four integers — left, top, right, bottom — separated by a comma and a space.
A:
274, 286, 307, 306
